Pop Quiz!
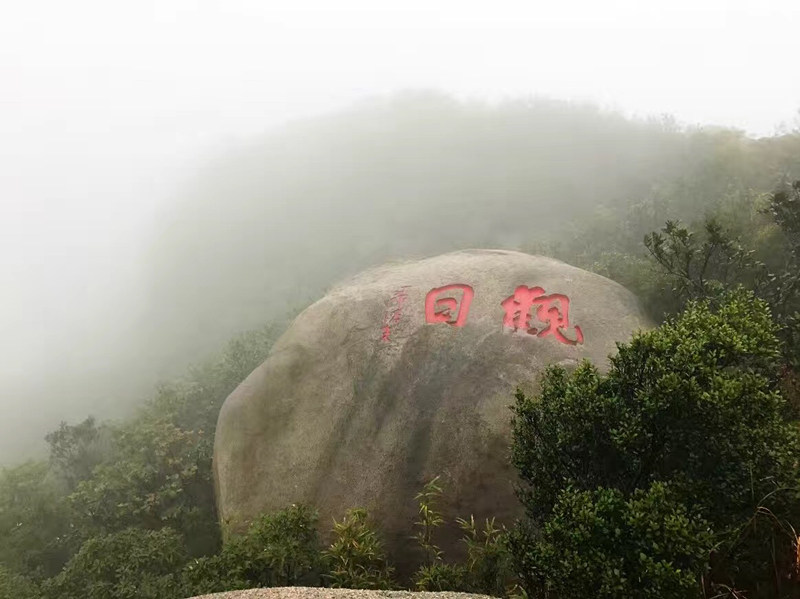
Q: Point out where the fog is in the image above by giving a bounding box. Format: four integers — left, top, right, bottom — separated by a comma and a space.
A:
1, 0, 799, 461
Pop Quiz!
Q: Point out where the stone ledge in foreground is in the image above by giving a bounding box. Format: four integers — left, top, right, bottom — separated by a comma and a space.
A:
187, 587, 496, 599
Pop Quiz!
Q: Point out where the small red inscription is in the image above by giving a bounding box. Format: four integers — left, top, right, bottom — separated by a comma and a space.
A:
425, 284, 474, 327
501, 285, 584, 345
381, 287, 410, 342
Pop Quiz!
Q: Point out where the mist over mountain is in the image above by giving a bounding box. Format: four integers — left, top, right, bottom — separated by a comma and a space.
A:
2, 92, 799, 463
138, 92, 800, 374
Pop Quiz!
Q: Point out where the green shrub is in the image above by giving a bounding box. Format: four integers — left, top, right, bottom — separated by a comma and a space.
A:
237, 503, 322, 586
45, 416, 109, 491
67, 417, 218, 556
183, 504, 323, 595
509, 483, 712, 599
644, 182, 800, 367
412, 476, 446, 567
457, 516, 514, 597
182, 552, 246, 595
410, 477, 516, 595
413, 563, 470, 592
41, 527, 187, 599
510, 293, 800, 598
0, 566, 38, 599
0, 461, 76, 581
324, 508, 395, 589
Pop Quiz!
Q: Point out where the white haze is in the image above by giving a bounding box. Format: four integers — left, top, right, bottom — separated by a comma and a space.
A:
1, 0, 799, 458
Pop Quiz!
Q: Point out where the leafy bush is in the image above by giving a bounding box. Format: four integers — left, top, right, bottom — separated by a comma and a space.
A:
324, 508, 395, 589
0, 461, 75, 581
457, 516, 514, 597
41, 528, 187, 599
181, 553, 239, 595
68, 416, 218, 556
0, 566, 38, 599
509, 483, 713, 599
183, 504, 323, 595
45, 416, 109, 490
410, 477, 515, 595
510, 293, 800, 598
414, 563, 470, 592
235, 503, 322, 587
644, 181, 800, 366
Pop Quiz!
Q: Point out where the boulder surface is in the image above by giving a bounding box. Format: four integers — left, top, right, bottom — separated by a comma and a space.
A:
213, 250, 651, 569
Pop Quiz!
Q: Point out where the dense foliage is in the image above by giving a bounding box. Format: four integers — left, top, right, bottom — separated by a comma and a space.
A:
42, 528, 187, 599
0, 566, 38, 599
324, 508, 395, 590
182, 504, 323, 595
510, 294, 800, 598
0, 323, 281, 597
511, 483, 713, 599
641, 181, 800, 366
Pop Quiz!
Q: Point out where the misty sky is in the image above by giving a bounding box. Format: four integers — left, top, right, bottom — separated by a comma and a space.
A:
1, 0, 799, 406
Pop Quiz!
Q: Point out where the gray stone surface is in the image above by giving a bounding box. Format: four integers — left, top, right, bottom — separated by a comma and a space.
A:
187, 588, 494, 599
213, 250, 651, 570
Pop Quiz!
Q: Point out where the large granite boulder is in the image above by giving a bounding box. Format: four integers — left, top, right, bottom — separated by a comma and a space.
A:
213, 250, 651, 569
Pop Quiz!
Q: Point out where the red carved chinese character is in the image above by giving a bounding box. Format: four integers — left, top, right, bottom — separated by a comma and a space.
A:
501, 285, 584, 345
425, 284, 474, 327
381, 287, 410, 342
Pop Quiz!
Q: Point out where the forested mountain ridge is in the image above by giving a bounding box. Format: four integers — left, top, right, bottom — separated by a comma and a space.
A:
138, 92, 800, 376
